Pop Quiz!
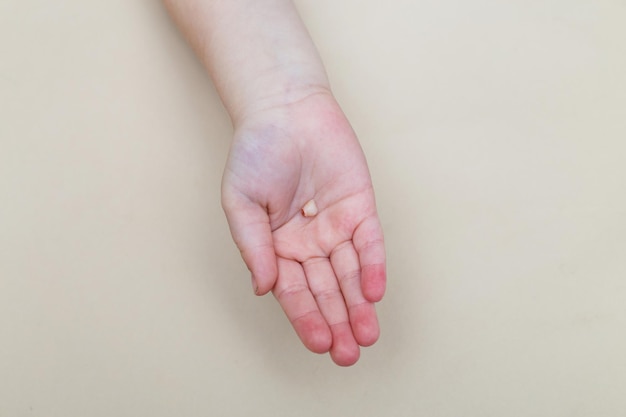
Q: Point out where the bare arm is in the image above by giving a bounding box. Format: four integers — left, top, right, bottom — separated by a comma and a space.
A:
164, 0, 330, 124
164, 0, 386, 366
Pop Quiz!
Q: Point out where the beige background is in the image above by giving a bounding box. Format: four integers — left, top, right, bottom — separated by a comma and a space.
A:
2, 1, 625, 416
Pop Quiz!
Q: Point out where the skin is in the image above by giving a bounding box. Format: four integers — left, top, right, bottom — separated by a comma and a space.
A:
164, 0, 386, 366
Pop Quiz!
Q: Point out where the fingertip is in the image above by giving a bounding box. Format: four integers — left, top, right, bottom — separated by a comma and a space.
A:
329, 323, 361, 367
293, 313, 332, 354
357, 326, 380, 348
304, 327, 333, 354
250, 273, 263, 296
331, 350, 360, 367
353, 217, 386, 303
350, 303, 380, 347
251, 271, 276, 296
362, 263, 386, 302
247, 249, 278, 296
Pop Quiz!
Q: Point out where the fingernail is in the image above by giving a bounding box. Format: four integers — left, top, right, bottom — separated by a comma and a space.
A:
251, 273, 259, 295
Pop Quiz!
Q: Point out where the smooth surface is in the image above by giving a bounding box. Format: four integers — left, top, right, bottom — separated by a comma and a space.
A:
2, 1, 625, 416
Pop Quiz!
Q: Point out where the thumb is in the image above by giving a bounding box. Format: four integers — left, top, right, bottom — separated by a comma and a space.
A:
222, 190, 278, 295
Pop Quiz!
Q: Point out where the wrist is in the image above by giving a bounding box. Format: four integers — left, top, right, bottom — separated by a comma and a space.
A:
229, 75, 332, 128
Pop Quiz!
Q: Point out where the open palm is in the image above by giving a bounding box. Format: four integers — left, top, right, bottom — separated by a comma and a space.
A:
221, 92, 386, 366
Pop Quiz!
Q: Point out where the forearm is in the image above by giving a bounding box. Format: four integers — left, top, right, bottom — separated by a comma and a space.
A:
163, 0, 330, 125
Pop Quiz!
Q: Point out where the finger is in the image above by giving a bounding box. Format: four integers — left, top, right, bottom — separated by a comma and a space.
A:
221, 190, 277, 295
331, 241, 380, 347
273, 257, 332, 354
353, 216, 386, 302
303, 258, 360, 366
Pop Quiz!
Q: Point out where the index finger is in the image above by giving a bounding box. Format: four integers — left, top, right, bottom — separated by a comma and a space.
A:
353, 215, 386, 302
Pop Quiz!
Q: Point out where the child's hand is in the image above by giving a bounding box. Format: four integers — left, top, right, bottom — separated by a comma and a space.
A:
222, 90, 386, 366
164, 0, 385, 366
